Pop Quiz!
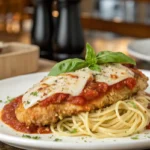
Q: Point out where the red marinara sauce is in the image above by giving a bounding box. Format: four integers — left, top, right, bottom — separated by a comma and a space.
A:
40, 77, 136, 106
1, 96, 51, 134
146, 93, 150, 129
146, 124, 150, 129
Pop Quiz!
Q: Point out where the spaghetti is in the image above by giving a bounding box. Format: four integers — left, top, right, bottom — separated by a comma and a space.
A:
51, 93, 150, 138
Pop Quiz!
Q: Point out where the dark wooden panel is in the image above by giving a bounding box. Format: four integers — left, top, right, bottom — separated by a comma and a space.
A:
81, 17, 150, 38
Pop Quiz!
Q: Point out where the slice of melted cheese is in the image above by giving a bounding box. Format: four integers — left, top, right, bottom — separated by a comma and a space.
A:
23, 63, 134, 109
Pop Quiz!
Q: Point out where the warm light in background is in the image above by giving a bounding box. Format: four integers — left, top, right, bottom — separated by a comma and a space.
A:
12, 21, 20, 33
52, 10, 59, 18
6, 13, 21, 33
92, 37, 132, 55
113, 17, 123, 23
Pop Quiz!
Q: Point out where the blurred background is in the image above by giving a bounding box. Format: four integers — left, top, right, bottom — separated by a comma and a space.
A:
0, 0, 150, 80
0, 1, 149, 47
0, 0, 150, 55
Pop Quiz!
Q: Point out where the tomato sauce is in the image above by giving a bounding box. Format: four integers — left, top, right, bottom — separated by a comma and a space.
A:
1, 96, 51, 134
40, 77, 136, 106
146, 123, 150, 129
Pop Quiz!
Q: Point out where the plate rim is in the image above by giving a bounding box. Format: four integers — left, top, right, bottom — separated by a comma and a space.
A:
0, 132, 150, 150
128, 39, 150, 62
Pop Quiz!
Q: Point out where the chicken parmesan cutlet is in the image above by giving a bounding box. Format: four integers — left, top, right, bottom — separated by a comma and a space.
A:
14, 64, 148, 126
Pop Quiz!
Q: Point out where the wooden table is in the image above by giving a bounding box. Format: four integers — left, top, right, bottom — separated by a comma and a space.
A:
38, 59, 56, 72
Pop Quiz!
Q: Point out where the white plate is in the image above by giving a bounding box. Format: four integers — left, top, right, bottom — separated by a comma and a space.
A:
128, 39, 150, 62
0, 72, 150, 150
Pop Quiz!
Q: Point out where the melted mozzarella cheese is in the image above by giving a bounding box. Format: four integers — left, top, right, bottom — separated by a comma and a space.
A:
23, 63, 134, 109
78, 64, 134, 85
23, 72, 92, 109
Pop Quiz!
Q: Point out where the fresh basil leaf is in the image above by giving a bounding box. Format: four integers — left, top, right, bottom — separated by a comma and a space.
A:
85, 43, 97, 64
96, 51, 136, 65
48, 58, 87, 76
89, 64, 101, 72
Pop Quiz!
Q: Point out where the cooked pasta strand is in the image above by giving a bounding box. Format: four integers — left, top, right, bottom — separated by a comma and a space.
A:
51, 94, 150, 138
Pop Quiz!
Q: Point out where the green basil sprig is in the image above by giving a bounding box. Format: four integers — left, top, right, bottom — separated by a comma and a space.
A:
85, 43, 97, 65
48, 43, 136, 76
96, 51, 136, 65
48, 58, 87, 76
85, 43, 100, 71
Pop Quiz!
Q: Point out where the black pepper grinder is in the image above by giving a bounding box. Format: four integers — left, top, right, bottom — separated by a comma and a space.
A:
31, 0, 54, 60
54, 0, 85, 61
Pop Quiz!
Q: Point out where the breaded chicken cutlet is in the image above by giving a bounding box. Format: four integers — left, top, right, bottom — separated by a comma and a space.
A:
15, 65, 148, 126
